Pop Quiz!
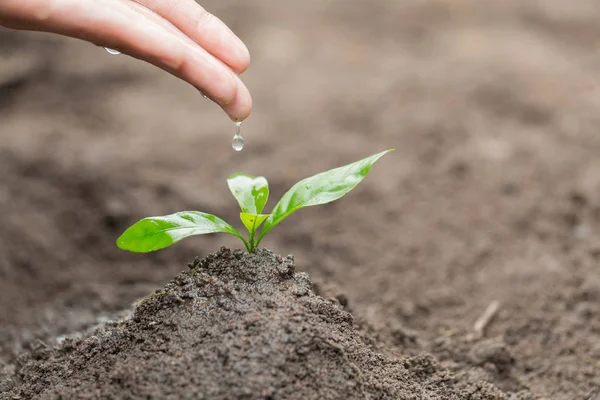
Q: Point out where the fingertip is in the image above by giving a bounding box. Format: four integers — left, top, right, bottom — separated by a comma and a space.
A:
233, 42, 251, 75
223, 79, 252, 122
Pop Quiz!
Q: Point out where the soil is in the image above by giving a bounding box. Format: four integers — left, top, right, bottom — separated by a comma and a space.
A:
1, 0, 600, 399
2, 248, 506, 399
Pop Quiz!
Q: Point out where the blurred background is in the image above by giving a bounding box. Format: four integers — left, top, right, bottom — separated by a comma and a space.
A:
1, 0, 599, 398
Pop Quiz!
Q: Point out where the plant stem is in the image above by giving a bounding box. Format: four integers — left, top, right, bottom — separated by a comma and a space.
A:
254, 232, 265, 249
248, 217, 258, 252
254, 225, 271, 249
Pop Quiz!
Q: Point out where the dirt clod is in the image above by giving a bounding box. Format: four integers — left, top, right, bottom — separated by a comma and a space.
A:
469, 339, 514, 374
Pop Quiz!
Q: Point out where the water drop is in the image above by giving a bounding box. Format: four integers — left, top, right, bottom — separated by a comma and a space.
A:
232, 121, 244, 152
232, 135, 244, 151
196, 88, 209, 99
104, 47, 121, 55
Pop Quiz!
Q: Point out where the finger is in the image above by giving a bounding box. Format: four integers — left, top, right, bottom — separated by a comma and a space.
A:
132, 0, 250, 74
6, 0, 252, 120
121, 0, 254, 119
122, 1, 253, 120
0, 0, 55, 28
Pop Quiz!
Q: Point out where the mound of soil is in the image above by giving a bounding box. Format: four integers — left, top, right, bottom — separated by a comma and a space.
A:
1, 248, 505, 399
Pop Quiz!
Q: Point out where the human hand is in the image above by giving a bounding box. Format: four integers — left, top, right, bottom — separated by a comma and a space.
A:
0, 0, 252, 121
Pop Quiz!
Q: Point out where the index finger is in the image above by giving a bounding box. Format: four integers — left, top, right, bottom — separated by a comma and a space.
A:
133, 0, 250, 74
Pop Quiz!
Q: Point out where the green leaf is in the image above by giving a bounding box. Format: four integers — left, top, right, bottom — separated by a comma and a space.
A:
258, 149, 393, 243
240, 213, 269, 233
227, 174, 269, 214
117, 211, 244, 253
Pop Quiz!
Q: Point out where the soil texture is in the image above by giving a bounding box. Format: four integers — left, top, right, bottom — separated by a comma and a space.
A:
1, 0, 600, 399
2, 248, 506, 399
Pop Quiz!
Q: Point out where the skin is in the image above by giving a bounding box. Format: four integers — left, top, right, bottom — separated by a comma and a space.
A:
0, 0, 252, 121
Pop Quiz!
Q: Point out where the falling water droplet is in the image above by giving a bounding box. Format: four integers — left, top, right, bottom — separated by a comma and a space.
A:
232, 135, 244, 151
232, 121, 244, 152
104, 47, 121, 55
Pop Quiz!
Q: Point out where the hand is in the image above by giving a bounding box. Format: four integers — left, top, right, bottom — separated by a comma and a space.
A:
0, 0, 252, 121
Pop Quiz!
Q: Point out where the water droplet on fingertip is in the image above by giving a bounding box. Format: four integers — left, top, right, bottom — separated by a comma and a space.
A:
104, 47, 121, 55
197, 88, 209, 99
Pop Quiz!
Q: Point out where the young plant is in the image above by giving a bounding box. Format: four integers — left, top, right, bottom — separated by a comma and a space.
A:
116, 149, 393, 253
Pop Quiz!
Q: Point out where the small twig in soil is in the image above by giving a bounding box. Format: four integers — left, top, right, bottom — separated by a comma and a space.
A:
587, 392, 600, 400
473, 300, 500, 338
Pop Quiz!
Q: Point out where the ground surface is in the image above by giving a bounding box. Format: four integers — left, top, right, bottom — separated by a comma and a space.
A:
2, 248, 505, 399
1, 0, 599, 399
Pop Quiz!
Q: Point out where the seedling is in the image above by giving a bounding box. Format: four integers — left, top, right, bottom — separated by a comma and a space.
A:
117, 149, 393, 253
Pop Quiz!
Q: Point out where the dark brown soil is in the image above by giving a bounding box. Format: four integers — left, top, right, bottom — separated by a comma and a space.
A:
1, 248, 506, 399
1, 0, 600, 399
